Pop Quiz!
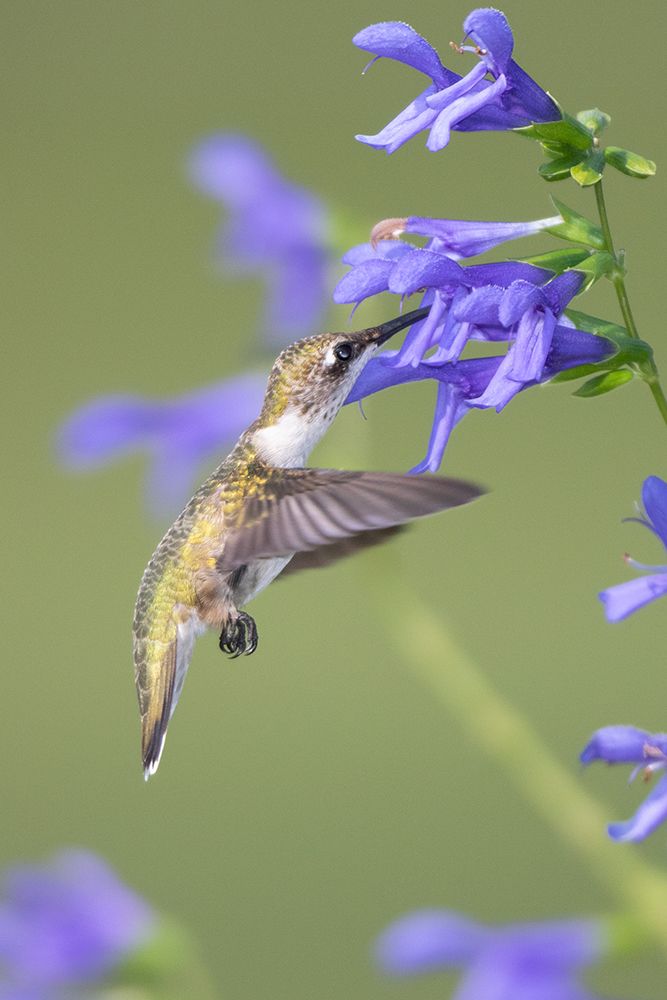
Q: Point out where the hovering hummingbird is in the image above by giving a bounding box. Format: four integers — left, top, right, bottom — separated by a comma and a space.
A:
133, 307, 483, 778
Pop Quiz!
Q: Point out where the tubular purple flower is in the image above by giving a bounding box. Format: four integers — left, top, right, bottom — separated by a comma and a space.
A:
375, 908, 608, 1000
346, 325, 615, 472
189, 134, 330, 342
0, 851, 155, 992
599, 476, 667, 621
353, 10, 560, 154
58, 373, 267, 517
581, 725, 667, 841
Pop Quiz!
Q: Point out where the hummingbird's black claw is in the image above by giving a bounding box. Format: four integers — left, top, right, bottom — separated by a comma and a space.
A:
219, 612, 258, 658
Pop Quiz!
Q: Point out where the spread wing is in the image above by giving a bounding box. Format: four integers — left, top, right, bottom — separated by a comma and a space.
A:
217, 469, 483, 574
279, 525, 405, 575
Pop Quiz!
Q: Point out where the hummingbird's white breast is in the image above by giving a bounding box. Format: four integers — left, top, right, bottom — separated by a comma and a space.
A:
252, 405, 336, 468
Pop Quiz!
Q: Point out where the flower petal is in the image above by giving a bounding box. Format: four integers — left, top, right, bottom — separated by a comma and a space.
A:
388, 248, 464, 294
405, 216, 562, 259
411, 383, 469, 473
332, 259, 395, 303
642, 476, 667, 549
608, 773, 667, 842
580, 725, 655, 765
355, 86, 439, 154
353, 22, 451, 84
463, 8, 514, 74
375, 909, 487, 975
599, 574, 667, 622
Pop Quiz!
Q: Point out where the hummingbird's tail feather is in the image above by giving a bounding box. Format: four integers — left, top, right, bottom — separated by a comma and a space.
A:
135, 615, 201, 780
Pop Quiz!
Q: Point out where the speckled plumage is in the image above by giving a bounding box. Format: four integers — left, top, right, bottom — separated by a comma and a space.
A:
132, 309, 483, 779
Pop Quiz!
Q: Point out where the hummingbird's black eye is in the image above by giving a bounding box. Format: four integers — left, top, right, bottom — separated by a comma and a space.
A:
334, 342, 354, 363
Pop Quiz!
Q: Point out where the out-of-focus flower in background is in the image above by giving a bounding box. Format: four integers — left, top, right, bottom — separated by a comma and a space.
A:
58, 373, 267, 518
581, 725, 667, 842
353, 8, 560, 154
599, 475, 667, 621
189, 133, 331, 344
375, 908, 612, 999
0, 850, 155, 997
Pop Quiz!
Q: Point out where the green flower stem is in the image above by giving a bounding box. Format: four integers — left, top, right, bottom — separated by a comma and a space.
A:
372, 565, 667, 953
593, 179, 667, 427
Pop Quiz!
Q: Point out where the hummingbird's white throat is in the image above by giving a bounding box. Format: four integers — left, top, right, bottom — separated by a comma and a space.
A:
252, 405, 337, 468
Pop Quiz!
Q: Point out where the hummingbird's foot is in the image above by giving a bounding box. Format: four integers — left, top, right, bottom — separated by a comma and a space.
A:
219, 612, 258, 658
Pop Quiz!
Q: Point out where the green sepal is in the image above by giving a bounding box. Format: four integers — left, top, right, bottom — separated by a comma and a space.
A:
514, 247, 593, 273
576, 108, 611, 137
550, 363, 606, 384
570, 149, 606, 186
565, 308, 654, 368
573, 369, 634, 397
547, 198, 605, 249
570, 250, 616, 291
604, 145, 657, 179
563, 308, 627, 340
538, 152, 585, 181
516, 114, 593, 152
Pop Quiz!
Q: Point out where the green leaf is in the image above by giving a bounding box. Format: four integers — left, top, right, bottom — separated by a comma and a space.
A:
538, 153, 585, 181
570, 150, 606, 186
547, 198, 605, 249
514, 248, 593, 273
576, 108, 611, 136
528, 115, 594, 150
573, 369, 634, 397
550, 363, 607, 384
605, 145, 656, 178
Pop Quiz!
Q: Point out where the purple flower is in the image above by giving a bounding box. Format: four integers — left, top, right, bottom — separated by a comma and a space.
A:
353, 10, 560, 154
189, 134, 330, 342
0, 851, 155, 994
375, 909, 609, 999
335, 222, 588, 414
599, 476, 667, 621
58, 372, 266, 517
347, 324, 614, 472
581, 726, 667, 841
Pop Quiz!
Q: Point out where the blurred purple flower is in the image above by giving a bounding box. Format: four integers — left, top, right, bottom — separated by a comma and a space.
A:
189, 134, 330, 343
375, 909, 609, 999
599, 476, 667, 621
581, 725, 667, 842
353, 9, 560, 154
347, 324, 614, 471
0, 851, 154, 995
58, 372, 266, 517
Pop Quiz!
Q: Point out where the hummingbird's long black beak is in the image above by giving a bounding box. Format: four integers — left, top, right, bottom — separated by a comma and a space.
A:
371, 307, 430, 346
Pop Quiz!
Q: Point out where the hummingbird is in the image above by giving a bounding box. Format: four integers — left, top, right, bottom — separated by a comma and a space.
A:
133, 307, 483, 779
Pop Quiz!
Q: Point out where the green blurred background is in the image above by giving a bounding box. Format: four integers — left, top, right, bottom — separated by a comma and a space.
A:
4, 1, 667, 996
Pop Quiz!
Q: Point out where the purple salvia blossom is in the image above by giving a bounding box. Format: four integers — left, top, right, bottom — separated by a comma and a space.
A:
375, 909, 610, 1000
335, 212, 585, 410
58, 373, 266, 517
353, 9, 560, 154
581, 726, 667, 841
0, 851, 155, 994
347, 324, 615, 471
599, 476, 667, 621
189, 134, 329, 342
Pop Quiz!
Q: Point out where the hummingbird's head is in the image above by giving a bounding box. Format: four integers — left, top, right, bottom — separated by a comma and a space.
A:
251, 308, 428, 467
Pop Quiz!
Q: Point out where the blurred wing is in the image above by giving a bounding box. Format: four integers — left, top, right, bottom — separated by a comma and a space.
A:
134, 615, 200, 780
217, 469, 483, 573
279, 524, 405, 575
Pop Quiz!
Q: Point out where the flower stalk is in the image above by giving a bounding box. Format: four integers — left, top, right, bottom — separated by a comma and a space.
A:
592, 178, 667, 426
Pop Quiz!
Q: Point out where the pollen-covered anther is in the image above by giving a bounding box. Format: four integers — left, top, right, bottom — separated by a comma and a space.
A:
643, 742, 667, 761
370, 217, 408, 249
